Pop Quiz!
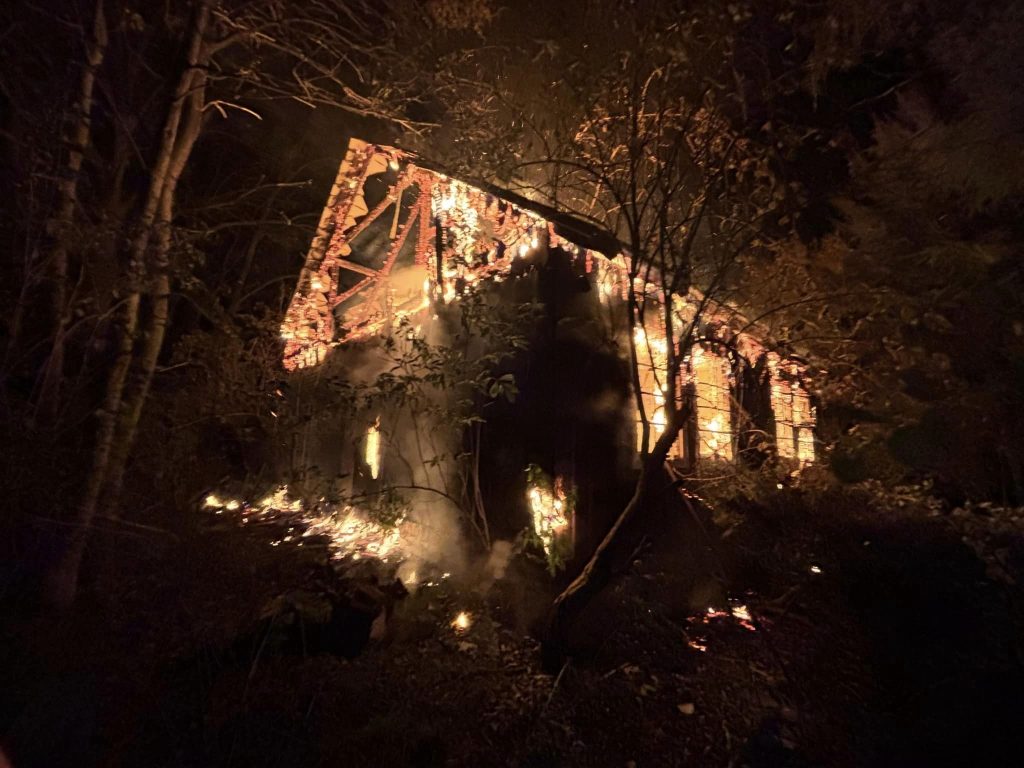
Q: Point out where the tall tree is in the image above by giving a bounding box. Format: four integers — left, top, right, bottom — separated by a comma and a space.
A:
33, 0, 109, 425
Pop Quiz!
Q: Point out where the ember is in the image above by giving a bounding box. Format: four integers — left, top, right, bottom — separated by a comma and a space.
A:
203, 493, 225, 508
451, 611, 472, 632
685, 601, 759, 654
730, 604, 756, 630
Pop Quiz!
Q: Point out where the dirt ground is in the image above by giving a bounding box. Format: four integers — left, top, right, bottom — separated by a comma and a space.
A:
2, 490, 1022, 767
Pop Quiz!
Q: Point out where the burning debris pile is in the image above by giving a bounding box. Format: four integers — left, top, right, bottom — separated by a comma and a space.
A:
202, 486, 404, 564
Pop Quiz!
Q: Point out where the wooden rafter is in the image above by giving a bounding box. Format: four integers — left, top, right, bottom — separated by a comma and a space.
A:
336, 259, 379, 279
331, 277, 373, 308
341, 186, 423, 326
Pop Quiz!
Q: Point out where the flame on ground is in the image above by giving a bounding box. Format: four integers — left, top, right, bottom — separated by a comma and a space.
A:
303, 508, 401, 561
202, 485, 404, 563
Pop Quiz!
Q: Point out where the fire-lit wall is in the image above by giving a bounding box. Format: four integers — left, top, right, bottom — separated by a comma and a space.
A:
692, 346, 734, 461
771, 363, 816, 465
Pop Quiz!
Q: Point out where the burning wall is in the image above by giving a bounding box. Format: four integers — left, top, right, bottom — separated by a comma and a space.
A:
693, 346, 734, 461
770, 359, 816, 464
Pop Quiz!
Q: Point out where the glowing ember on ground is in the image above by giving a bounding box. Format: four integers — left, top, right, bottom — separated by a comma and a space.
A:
731, 604, 752, 622
729, 604, 756, 630
810, 564, 823, 574
688, 601, 758, 651
451, 611, 472, 632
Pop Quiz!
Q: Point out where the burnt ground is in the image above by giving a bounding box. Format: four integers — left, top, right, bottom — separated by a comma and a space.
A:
2, 491, 1023, 768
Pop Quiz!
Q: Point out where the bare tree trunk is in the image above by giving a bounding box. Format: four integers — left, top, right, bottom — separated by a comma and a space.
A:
41, 2, 211, 608
102, 66, 208, 517
626, 275, 652, 457
227, 187, 276, 314
542, 421, 681, 670
35, 0, 108, 425
3, 243, 39, 377
40, 300, 142, 608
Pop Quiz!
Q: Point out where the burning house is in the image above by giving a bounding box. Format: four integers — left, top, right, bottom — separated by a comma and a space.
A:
269, 138, 816, 570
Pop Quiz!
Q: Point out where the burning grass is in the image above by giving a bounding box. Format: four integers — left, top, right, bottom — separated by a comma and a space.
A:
202, 486, 405, 564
